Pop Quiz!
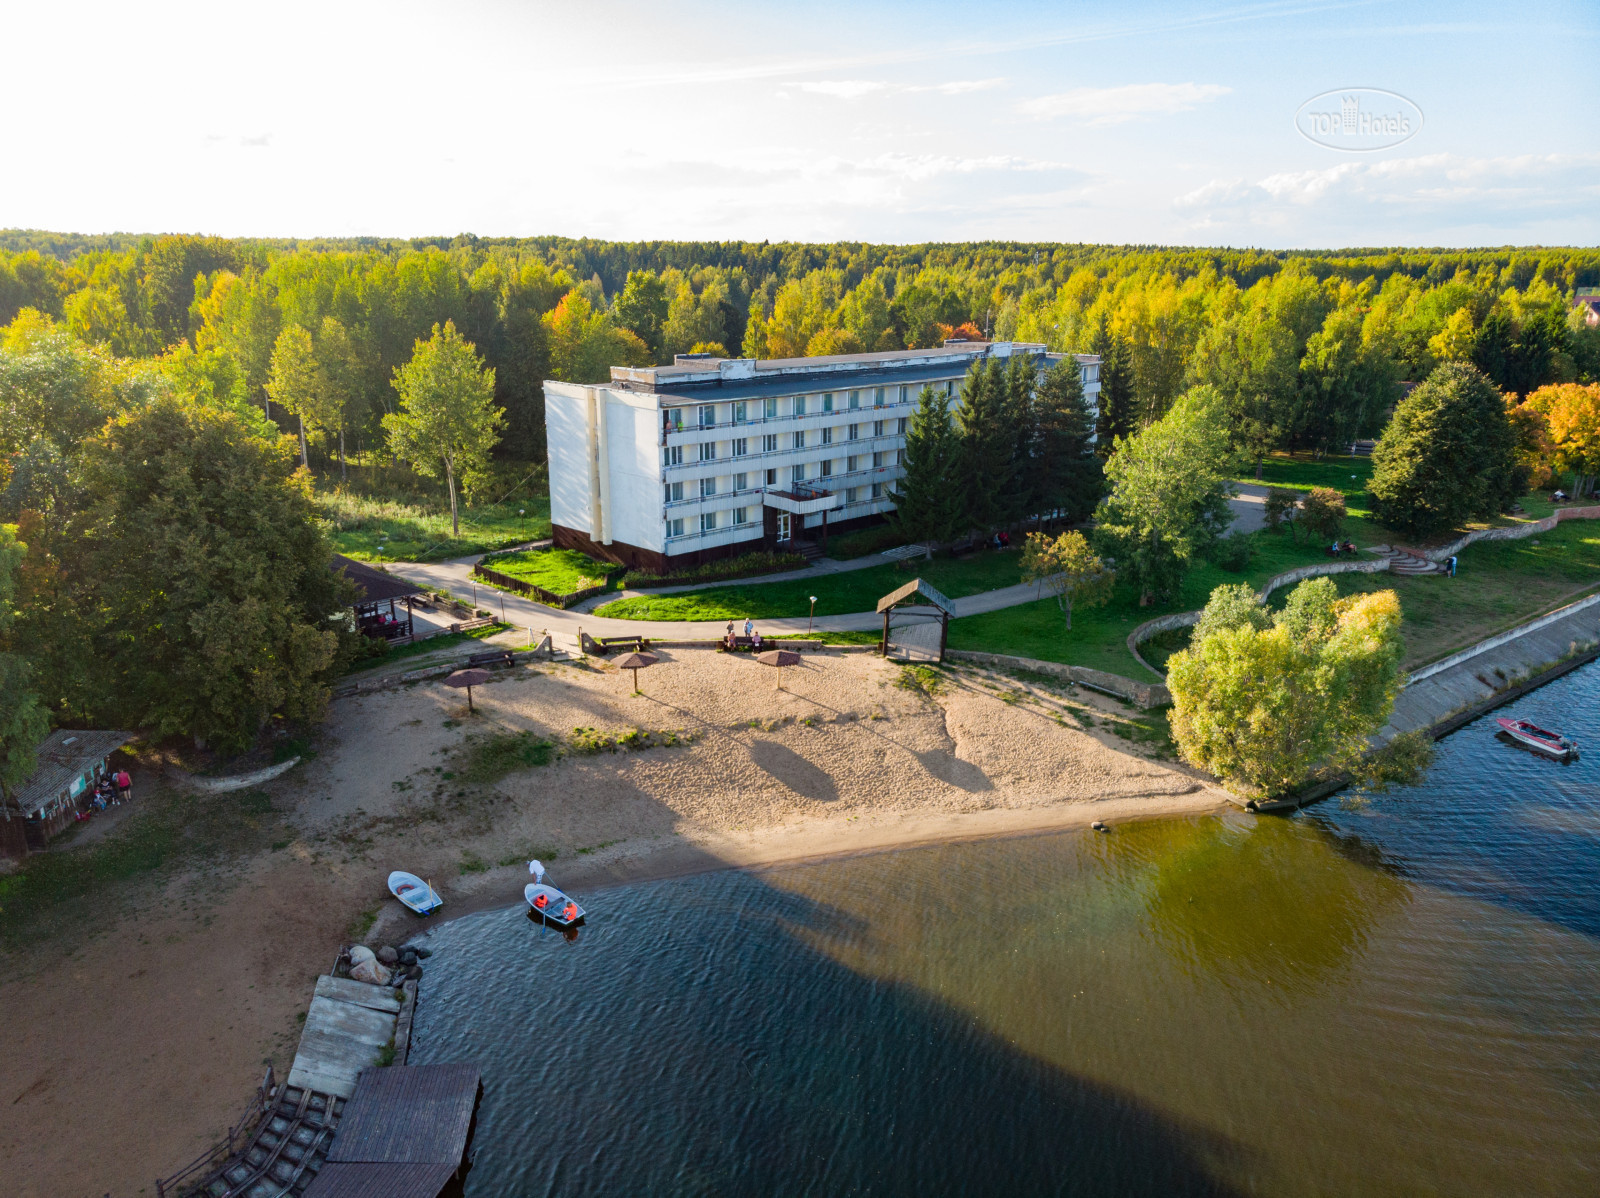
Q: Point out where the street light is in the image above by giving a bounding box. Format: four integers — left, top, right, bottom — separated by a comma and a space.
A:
519, 508, 526, 543
808, 595, 818, 633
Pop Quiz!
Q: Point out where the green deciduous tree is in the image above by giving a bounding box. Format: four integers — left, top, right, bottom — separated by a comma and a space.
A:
384, 321, 504, 536
1019, 529, 1112, 629
1168, 580, 1406, 798
266, 324, 320, 468
75, 395, 357, 751
888, 385, 964, 554
1299, 487, 1346, 543
613, 270, 669, 360
1093, 385, 1237, 604
1369, 362, 1524, 538
0, 523, 49, 803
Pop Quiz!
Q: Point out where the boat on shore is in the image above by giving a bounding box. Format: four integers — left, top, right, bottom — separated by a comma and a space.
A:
388, 871, 443, 915
1495, 718, 1579, 760
525, 860, 586, 929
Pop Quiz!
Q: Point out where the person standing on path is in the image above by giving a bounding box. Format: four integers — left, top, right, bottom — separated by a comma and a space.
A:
115, 768, 132, 803
744, 617, 753, 637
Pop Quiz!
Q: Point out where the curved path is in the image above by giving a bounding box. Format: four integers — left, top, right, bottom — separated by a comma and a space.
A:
388, 554, 1051, 650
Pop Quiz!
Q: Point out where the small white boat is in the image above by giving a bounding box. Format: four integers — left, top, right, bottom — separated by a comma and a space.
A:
1496, 718, 1579, 761
524, 860, 585, 929
388, 870, 443, 915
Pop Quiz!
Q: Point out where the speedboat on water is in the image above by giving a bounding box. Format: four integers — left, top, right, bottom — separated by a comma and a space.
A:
1495, 718, 1578, 760
388, 870, 443, 915
524, 860, 586, 929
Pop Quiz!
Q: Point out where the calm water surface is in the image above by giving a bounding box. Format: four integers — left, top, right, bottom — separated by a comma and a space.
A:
411, 664, 1600, 1196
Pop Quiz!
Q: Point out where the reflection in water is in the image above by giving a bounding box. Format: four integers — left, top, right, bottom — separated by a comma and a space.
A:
412, 662, 1600, 1197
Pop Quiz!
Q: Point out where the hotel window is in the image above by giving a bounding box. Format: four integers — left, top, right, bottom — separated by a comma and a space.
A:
874, 388, 885, 407
847, 455, 860, 472
764, 397, 778, 419
821, 426, 833, 445
792, 463, 806, 483
847, 423, 858, 440
765, 468, 777, 485
665, 408, 685, 430
732, 437, 748, 456
734, 472, 748, 491
701, 511, 717, 532
734, 507, 750, 525
873, 451, 887, 468
793, 430, 805, 450
945, 381, 954, 396
873, 420, 885, 437
665, 480, 683, 502
895, 449, 905, 465
699, 441, 717, 462
733, 400, 747, 422
897, 385, 907, 403
700, 477, 717, 498
845, 487, 859, 503
698, 405, 717, 428
762, 433, 778, 453
664, 444, 683, 466
849, 390, 860, 409
668, 518, 685, 537
822, 393, 834, 412
871, 482, 883, 499
794, 395, 807, 416
820, 459, 833, 477
897, 418, 908, 435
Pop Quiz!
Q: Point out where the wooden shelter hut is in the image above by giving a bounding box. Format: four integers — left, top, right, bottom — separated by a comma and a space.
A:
876, 578, 954, 663
332, 554, 424, 642
1, 729, 135, 859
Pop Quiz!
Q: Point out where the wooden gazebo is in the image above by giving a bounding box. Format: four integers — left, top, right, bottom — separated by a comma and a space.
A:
876, 578, 955, 662
332, 554, 423, 641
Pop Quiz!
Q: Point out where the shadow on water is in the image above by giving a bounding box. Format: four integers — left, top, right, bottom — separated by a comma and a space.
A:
412, 851, 1248, 1198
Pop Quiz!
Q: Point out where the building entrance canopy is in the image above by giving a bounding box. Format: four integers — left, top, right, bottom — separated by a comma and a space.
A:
763, 488, 841, 517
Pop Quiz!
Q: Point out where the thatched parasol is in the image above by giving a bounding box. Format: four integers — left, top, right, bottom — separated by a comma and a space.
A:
614, 651, 659, 693
444, 667, 492, 712
755, 648, 802, 689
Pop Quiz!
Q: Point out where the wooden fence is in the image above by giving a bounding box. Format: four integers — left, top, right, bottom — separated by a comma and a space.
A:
154, 1067, 276, 1197
474, 563, 609, 608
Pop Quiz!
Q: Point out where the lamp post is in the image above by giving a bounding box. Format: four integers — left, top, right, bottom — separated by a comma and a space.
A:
808, 595, 818, 633
519, 508, 526, 543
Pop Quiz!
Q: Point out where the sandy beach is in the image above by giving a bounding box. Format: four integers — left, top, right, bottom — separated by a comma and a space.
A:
0, 649, 1224, 1198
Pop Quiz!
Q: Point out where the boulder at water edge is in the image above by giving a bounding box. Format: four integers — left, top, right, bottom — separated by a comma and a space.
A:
348, 944, 393, 986
376, 945, 400, 965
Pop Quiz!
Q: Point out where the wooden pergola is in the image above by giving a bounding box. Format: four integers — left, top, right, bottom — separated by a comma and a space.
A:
331, 554, 423, 641
876, 578, 955, 662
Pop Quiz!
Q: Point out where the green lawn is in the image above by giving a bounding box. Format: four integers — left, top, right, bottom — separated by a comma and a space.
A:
949, 528, 1368, 678
595, 551, 1025, 621
322, 492, 551, 563
479, 548, 622, 595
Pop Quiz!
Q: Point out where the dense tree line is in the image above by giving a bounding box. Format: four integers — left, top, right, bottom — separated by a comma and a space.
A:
2, 232, 1598, 477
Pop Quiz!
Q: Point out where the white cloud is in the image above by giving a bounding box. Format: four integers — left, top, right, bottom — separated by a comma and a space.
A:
1018, 82, 1231, 124
795, 77, 1004, 100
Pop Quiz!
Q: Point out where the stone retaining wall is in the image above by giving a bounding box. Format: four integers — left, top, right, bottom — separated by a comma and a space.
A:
1416, 504, 1600, 562
945, 649, 1171, 708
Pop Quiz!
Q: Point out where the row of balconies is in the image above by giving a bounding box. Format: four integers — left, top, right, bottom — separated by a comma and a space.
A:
663, 463, 905, 510
663, 432, 906, 476
660, 390, 924, 441
662, 491, 897, 543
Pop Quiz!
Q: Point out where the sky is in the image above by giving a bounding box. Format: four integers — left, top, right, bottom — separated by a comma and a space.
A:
3, 0, 1597, 248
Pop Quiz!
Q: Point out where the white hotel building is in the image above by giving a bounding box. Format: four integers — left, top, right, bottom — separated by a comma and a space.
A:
543, 342, 1100, 573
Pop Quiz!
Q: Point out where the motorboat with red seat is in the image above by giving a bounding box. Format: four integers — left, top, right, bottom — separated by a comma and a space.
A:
1495, 718, 1578, 760
524, 859, 586, 929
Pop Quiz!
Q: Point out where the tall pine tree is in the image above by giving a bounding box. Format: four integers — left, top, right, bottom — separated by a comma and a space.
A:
889, 386, 963, 555
1033, 357, 1104, 524
954, 358, 1016, 532
1090, 311, 1135, 456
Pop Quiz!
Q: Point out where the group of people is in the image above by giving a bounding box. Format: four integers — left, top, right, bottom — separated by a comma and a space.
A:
76, 768, 133, 820
990, 531, 1013, 550
1327, 540, 1360, 557
724, 617, 766, 652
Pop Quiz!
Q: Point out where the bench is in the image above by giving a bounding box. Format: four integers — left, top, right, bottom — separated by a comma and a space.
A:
597, 636, 650, 654
466, 649, 515, 670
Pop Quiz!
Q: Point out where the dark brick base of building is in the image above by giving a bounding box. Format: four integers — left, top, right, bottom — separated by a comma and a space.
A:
553, 510, 891, 576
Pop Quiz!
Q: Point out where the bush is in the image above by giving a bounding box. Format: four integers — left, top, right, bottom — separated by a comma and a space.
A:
1213, 532, 1255, 572
1299, 487, 1346, 543
1263, 488, 1298, 533
825, 523, 906, 559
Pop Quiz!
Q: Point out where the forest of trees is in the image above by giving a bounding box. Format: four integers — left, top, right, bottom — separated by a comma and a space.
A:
2, 231, 1598, 477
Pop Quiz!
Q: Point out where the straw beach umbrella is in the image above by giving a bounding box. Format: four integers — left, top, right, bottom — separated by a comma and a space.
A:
615, 651, 659, 693
755, 648, 802, 690
443, 667, 492, 712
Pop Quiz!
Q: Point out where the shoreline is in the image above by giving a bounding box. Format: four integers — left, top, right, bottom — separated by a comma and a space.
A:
385, 790, 1231, 940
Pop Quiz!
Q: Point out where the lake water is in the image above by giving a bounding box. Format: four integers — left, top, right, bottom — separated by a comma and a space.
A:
410, 665, 1600, 1197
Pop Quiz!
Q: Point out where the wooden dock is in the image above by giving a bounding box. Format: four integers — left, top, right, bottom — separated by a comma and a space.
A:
303, 1064, 481, 1198
288, 976, 410, 1099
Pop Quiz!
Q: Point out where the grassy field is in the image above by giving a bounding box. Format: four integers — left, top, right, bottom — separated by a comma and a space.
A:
947, 529, 1342, 678
322, 492, 551, 562
479, 548, 622, 595
595, 551, 1025, 621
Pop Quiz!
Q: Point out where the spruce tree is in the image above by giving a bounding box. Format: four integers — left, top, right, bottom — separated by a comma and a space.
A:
1090, 311, 1135, 456
889, 386, 963, 555
954, 358, 1016, 532
1002, 352, 1040, 524
1034, 357, 1104, 524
